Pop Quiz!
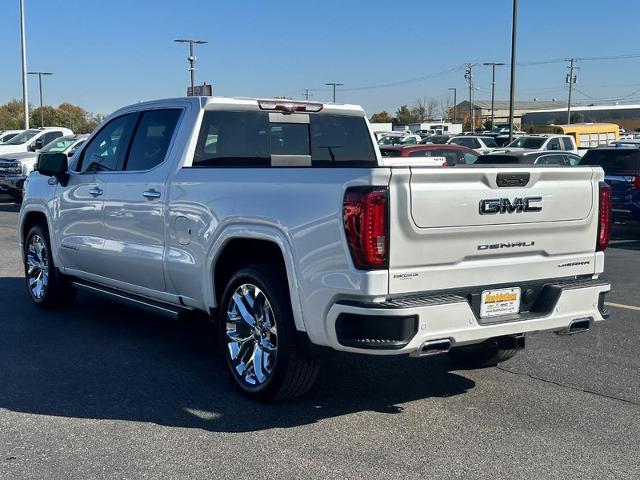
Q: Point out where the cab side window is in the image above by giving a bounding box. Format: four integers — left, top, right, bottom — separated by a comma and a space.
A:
125, 109, 182, 171
561, 137, 574, 150
547, 138, 561, 150
39, 131, 63, 147
77, 114, 136, 172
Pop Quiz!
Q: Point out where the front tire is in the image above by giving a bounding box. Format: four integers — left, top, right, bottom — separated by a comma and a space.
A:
24, 223, 75, 308
448, 339, 518, 369
218, 265, 320, 401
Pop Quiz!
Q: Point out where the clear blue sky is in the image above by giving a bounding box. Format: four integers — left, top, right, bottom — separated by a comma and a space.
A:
1, 0, 638, 117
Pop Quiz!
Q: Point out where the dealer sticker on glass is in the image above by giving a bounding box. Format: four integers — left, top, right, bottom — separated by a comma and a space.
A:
480, 287, 521, 318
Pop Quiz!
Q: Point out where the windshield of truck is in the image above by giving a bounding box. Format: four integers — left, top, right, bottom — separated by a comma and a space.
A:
378, 136, 402, 145
507, 137, 546, 149
193, 111, 377, 167
5, 129, 39, 145
41, 137, 77, 153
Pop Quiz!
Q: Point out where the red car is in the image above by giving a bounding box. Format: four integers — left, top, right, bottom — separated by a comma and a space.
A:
379, 144, 479, 166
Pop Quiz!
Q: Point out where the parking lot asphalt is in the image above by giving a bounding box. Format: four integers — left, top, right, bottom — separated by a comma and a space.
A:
0, 195, 638, 480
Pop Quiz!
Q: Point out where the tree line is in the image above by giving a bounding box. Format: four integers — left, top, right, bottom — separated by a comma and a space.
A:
0, 99, 103, 133
369, 97, 452, 126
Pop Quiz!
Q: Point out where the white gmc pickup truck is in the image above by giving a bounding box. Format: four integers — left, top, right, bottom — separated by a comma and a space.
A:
18, 97, 612, 401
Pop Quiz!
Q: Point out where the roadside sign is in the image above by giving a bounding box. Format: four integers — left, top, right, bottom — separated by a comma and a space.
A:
187, 84, 213, 96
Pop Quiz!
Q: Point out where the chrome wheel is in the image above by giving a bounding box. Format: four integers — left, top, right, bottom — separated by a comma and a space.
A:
27, 234, 49, 300
225, 283, 278, 387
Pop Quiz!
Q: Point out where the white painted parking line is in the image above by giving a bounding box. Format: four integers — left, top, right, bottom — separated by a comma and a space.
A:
605, 301, 640, 312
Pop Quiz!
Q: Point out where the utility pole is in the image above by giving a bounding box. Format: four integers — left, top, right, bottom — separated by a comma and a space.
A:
174, 39, 208, 94
566, 58, 577, 124
325, 82, 343, 103
303, 88, 312, 100
464, 64, 474, 132
508, 0, 518, 142
19, 0, 29, 129
483, 62, 505, 130
27, 72, 53, 128
448, 87, 457, 123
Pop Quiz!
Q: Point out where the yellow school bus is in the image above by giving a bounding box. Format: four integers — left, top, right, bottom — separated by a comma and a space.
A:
552, 123, 620, 149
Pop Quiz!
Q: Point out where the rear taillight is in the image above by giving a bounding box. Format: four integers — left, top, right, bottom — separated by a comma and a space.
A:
632, 173, 640, 190
343, 187, 388, 269
597, 182, 611, 251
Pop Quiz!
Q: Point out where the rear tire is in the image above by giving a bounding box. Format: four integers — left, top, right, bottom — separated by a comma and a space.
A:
218, 264, 320, 401
448, 339, 518, 369
23, 222, 76, 309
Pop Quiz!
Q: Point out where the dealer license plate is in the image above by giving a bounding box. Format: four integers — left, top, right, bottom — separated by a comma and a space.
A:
480, 287, 521, 318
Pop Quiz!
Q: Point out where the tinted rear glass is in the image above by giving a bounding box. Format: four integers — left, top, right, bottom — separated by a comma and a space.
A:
580, 149, 640, 172
193, 111, 375, 167
480, 137, 498, 147
475, 155, 521, 164
508, 137, 545, 149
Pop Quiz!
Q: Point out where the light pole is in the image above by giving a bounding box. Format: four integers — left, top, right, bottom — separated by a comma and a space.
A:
19, 0, 29, 129
464, 65, 474, 131
448, 87, 457, 123
566, 58, 577, 124
28, 71, 53, 127
483, 62, 504, 130
508, 0, 518, 142
174, 39, 208, 94
325, 82, 343, 103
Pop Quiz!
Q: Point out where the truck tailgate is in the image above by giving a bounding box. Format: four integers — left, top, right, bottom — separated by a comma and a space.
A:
388, 166, 602, 295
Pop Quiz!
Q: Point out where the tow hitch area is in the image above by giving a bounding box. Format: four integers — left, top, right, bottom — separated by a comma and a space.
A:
556, 317, 592, 336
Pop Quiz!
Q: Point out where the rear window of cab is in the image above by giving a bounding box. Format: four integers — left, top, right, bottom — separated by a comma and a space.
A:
192, 111, 376, 167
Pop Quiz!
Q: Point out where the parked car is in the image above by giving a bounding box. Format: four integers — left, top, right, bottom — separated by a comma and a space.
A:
0, 127, 73, 156
475, 150, 582, 166
0, 134, 88, 200
580, 147, 640, 225
419, 134, 450, 145
380, 144, 478, 166
0, 130, 23, 144
498, 134, 578, 155
446, 135, 498, 154
398, 134, 422, 145
609, 139, 640, 148
20, 96, 611, 401
377, 132, 406, 145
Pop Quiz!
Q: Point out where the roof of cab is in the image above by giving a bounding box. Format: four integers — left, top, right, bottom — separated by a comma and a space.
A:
109, 96, 365, 117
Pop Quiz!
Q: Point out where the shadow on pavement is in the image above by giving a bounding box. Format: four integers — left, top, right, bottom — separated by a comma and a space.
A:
0, 276, 475, 433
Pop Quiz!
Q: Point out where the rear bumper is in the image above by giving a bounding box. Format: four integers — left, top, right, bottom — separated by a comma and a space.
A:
324, 278, 611, 355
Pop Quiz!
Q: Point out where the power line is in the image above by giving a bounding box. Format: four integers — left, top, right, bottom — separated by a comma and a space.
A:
338, 65, 465, 92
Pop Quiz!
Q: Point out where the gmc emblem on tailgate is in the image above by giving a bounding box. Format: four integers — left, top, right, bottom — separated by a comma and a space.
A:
479, 196, 542, 214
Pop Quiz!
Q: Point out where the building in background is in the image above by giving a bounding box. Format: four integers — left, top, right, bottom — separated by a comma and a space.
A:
521, 104, 640, 131
453, 100, 562, 129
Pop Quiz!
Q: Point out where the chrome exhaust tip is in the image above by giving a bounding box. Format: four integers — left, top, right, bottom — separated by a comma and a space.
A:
416, 338, 452, 357
556, 317, 592, 336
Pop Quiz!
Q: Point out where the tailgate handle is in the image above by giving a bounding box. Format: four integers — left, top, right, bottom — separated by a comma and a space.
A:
497, 172, 530, 187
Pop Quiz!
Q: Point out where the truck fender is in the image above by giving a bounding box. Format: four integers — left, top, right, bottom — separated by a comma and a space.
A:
202, 224, 307, 332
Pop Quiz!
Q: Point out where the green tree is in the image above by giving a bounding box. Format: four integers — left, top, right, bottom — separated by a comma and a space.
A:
0, 99, 103, 133
370, 111, 393, 123
395, 105, 418, 126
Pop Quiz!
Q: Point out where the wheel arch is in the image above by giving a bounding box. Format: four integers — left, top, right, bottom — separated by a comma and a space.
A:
204, 225, 306, 332
19, 206, 56, 263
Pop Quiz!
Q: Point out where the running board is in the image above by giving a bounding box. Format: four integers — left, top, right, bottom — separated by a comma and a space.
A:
70, 280, 190, 320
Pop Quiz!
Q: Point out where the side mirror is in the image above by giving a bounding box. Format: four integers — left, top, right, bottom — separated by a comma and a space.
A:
37, 152, 69, 186
33, 138, 44, 151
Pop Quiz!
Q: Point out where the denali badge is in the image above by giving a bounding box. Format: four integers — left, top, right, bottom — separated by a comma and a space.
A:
477, 241, 535, 250
479, 196, 542, 214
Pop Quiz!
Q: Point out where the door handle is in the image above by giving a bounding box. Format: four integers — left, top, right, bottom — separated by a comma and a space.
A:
143, 189, 161, 199
88, 187, 103, 197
